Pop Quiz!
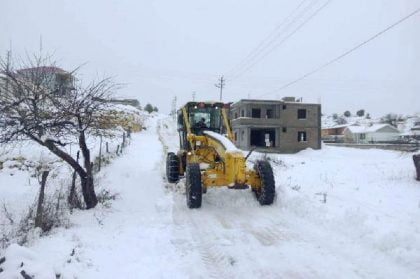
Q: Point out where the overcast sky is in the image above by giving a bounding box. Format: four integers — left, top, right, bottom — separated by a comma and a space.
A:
1, 0, 419, 116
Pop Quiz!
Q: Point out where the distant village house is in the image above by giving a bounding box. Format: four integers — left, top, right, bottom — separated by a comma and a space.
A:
343, 124, 400, 143
16, 66, 75, 94
321, 124, 351, 143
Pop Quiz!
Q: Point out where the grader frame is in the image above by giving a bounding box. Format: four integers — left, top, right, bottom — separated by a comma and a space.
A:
166, 101, 275, 208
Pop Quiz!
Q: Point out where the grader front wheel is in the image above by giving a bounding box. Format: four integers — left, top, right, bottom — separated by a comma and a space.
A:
186, 164, 202, 208
254, 160, 275, 205
166, 152, 180, 183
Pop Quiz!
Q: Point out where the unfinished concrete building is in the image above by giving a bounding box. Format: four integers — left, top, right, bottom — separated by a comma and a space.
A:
230, 98, 321, 153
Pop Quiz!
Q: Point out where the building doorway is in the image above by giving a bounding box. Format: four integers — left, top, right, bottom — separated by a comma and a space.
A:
250, 129, 276, 147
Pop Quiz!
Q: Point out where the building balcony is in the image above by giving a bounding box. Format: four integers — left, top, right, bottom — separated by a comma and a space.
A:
231, 117, 280, 127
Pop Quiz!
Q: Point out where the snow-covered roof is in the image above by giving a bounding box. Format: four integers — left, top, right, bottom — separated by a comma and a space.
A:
17, 66, 68, 75
400, 131, 414, 136
322, 124, 352, 129
203, 131, 240, 153
345, 124, 399, 134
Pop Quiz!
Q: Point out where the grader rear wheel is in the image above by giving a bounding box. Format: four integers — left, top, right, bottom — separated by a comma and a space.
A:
254, 160, 275, 205
166, 152, 179, 183
186, 163, 202, 208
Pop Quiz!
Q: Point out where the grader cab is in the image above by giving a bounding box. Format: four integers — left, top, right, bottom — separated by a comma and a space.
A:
166, 101, 275, 208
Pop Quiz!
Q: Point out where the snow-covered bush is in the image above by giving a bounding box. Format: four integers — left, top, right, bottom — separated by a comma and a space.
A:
1, 188, 69, 249
96, 189, 120, 209
0, 244, 57, 279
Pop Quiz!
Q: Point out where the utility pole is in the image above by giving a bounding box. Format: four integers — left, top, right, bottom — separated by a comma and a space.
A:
192, 91, 196, 101
171, 96, 177, 120
215, 76, 225, 101
5, 49, 11, 92
39, 35, 43, 53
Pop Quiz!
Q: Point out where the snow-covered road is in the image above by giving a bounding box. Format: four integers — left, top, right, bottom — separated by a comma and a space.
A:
2, 115, 419, 278
158, 116, 420, 279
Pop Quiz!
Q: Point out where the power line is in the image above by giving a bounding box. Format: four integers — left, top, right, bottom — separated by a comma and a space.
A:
227, 0, 318, 79
225, 0, 310, 77
227, 0, 321, 80
257, 6, 420, 98
229, 0, 331, 81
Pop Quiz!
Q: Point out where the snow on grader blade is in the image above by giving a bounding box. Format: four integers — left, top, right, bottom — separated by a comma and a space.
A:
165, 101, 275, 208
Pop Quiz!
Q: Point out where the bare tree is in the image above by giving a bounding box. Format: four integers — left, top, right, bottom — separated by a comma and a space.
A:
380, 113, 398, 127
336, 116, 347, 125
0, 53, 119, 209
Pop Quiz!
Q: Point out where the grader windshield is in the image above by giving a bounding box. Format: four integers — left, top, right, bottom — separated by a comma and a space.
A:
189, 106, 222, 133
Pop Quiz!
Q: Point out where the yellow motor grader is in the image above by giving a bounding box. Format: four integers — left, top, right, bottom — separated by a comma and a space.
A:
166, 101, 275, 208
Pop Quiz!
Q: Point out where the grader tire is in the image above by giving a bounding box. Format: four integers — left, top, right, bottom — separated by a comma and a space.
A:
166, 152, 179, 183
254, 160, 275, 205
186, 164, 202, 208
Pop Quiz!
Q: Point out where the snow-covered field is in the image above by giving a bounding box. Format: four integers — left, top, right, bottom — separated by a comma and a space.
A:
1, 115, 420, 278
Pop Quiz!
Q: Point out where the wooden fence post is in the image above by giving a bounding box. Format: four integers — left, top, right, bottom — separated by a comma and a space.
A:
98, 135, 103, 172
413, 154, 420, 181
35, 170, 50, 229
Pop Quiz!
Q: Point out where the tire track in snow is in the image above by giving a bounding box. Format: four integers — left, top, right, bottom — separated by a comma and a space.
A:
171, 196, 237, 279
157, 116, 334, 277
157, 118, 237, 278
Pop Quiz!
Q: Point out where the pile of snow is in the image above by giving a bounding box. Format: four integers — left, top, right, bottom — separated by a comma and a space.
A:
203, 131, 240, 152
0, 244, 56, 279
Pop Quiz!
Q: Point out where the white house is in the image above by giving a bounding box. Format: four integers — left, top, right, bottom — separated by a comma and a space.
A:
343, 124, 400, 143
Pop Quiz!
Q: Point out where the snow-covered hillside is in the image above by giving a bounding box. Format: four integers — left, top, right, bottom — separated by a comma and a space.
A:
1, 115, 420, 278
323, 112, 420, 132
322, 114, 374, 128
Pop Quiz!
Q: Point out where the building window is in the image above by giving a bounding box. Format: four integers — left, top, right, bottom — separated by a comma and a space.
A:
234, 112, 238, 119
234, 132, 238, 141
266, 109, 273, 119
282, 127, 287, 133
298, 131, 307, 142
298, 109, 307, 119
241, 130, 245, 141
283, 104, 287, 110
241, 110, 245, 117
252, 108, 261, 118
359, 133, 366, 140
